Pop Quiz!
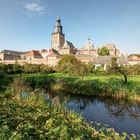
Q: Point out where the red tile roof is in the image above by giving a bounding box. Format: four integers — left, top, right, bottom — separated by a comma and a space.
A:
128, 54, 140, 61
24, 50, 42, 57
47, 49, 60, 57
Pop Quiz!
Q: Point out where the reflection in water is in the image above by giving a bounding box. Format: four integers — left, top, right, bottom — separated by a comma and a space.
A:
104, 100, 140, 118
65, 95, 140, 118
47, 94, 140, 135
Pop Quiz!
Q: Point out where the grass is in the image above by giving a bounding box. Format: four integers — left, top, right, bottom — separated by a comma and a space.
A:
47, 73, 140, 82
1, 72, 140, 102
0, 73, 140, 139
48, 73, 140, 101
8, 72, 140, 81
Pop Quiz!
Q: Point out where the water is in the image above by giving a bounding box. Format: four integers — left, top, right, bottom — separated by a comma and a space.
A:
48, 94, 140, 135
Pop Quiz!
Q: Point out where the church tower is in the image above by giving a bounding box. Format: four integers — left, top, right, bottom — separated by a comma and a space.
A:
51, 16, 65, 51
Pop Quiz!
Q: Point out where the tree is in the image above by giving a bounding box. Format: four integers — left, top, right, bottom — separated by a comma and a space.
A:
111, 57, 118, 67
110, 57, 129, 84
128, 64, 140, 76
56, 54, 90, 79
86, 62, 95, 73
98, 47, 109, 56
12, 63, 22, 74
7, 64, 13, 74
78, 63, 88, 80
40, 64, 53, 74
56, 55, 81, 75
0, 63, 8, 73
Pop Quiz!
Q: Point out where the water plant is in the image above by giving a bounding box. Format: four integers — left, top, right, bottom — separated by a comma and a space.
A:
0, 96, 139, 140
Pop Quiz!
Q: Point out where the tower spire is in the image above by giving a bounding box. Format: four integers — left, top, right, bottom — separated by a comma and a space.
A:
53, 16, 63, 34
51, 16, 65, 51
88, 37, 91, 44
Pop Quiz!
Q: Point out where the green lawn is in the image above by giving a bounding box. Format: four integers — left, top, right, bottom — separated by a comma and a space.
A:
1, 72, 140, 101
10, 73, 140, 90
47, 73, 140, 83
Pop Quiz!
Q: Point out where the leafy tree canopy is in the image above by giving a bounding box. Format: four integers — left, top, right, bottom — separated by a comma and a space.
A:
110, 57, 129, 84
98, 47, 109, 56
56, 55, 81, 75
56, 55, 90, 79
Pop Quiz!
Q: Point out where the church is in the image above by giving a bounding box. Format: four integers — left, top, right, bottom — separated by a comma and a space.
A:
0, 16, 124, 67
48, 16, 121, 66
51, 16, 77, 55
51, 16, 120, 57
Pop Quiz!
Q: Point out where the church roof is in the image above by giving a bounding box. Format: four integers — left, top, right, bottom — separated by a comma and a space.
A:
128, 54, 140, 57
127, 54, 140, 61
1, 49, 22, 55
40, 49, 48, 53
53, 16, 63, 34
82, 38, 94, 51
94, 55, 128, 65
62, 40, 75, 49
55, 16, 61, 26
23, 50, 43, 58
94, 56, 113, 64
101, 43, 116, 50
47, 49, 60, 58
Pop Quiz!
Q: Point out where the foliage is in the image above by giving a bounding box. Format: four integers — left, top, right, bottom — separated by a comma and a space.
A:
56, 55, 91, 79
0, 73, 12, 93
40, 64, 54, 74
9, 76, 56, 94
22, 63, 40, 73
56, 54, 80, 75
1, 72, 139, 102
110, 57, 129, 84
0, 63, 54, 74
10, 78, 30, 100
86, 62, 95, 73
0, 72, 140, 139
56, 79, 102, 96
128, 64, 140, 76
46, 73, 140, 102
0, 97, 138, 140
7, 73, 140, 102
77, 63, 89, 80
98, 47, 109, 56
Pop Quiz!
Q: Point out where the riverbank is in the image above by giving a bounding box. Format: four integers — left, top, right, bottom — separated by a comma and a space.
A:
20, 73, 140, 102
0, 97, 138, 139
0, 73, 140, 102
0, 73, 140, 138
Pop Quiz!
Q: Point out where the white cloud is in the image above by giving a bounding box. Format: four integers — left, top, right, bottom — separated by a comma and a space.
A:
23, 2, 46, 14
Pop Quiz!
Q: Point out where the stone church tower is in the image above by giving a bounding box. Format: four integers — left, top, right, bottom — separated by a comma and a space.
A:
51, 16, 65, 51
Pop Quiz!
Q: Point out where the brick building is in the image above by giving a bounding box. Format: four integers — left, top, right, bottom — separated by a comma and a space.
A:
51, 16, 77, 55
0, 16, 123, 66
127, 54, 140, 65
0, 50, 21, 61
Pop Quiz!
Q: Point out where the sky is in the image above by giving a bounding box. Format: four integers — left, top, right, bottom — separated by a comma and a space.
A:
0, 0, 140, 54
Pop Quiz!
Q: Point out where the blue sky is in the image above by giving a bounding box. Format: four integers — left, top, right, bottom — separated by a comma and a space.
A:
0, 0, 140, 54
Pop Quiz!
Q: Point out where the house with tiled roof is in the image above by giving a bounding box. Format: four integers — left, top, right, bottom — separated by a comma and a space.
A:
0, 49, 22, 60
40, 49, 49, 59
59, 40, 77, 55
93, 55, 113, 70
80, 38, 97, 56
47, 49, 60, 66
100, 43, 120, 56
94, 55, 128, 70
0, 17, 124, 67
51, 16, 77, 55
21, 50, 43, 61
127, 54, 140, 65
